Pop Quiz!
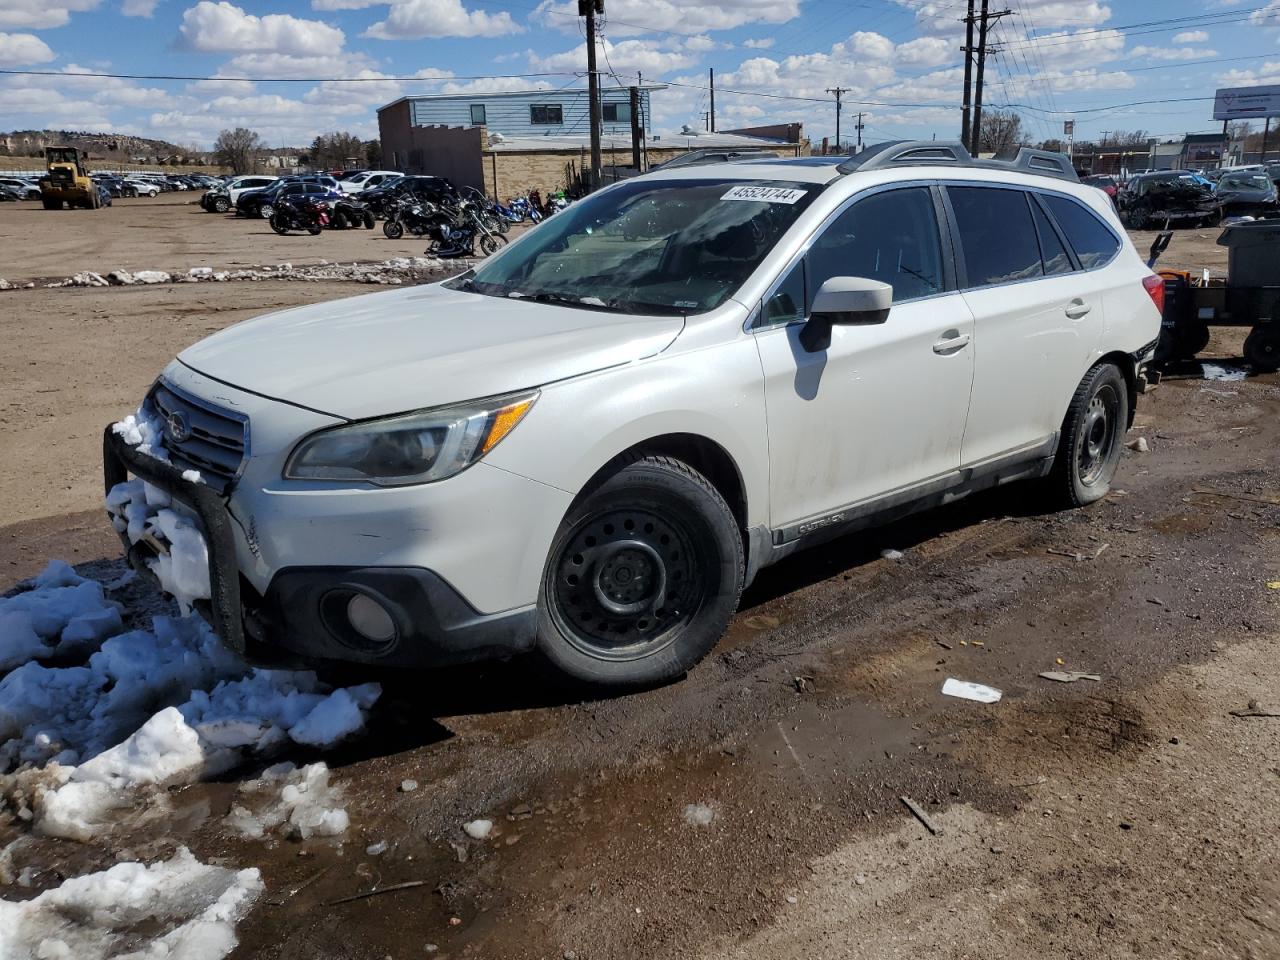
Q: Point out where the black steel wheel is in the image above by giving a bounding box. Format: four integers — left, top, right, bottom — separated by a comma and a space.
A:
1045, 362, 1129, 508
1244, 325, 1280, 372
537, 455, 743, 689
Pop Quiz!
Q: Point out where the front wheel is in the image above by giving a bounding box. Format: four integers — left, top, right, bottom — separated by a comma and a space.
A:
383, 219, 403, 239
478, 234, 500, 256
307, 224, 322, 236
270, 213, 290, 235
1045, 363, 1130, 509
536, 455, 744, 689
213, 196, 230, 213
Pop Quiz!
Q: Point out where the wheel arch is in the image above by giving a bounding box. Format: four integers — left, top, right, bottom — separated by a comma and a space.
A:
1095, 350, 1138, 428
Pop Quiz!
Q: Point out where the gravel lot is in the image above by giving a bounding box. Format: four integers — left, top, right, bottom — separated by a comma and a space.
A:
1, 201, 1277, 960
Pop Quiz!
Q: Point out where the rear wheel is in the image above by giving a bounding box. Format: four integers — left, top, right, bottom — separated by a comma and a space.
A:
1045, 362, 1129, 509
260, 203, 275, 219
536, 455, 743, 689
213, 196, 230, 213
42, 198, 60, 210
307, 224, 322, 236
1244, 325, 1280, 372
362, 210, 375, 229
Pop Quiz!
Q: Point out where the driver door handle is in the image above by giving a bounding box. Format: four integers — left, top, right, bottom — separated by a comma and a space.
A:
1065, 298, 1092, 319
933, 331, 971, 355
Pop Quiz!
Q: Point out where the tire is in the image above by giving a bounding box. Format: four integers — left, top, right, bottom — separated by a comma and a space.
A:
1045, 362, 1130, 509
307, 224, 322, 236
213, 196, 230, 213
42, 198, 60, 210
363, 211, 375, 229
1244, 325, 1280, 372
479, 234, 499, 256
536, 455, 744, 689
331, 210, 349, 229
270, 213, 290, 235
383, 219, 403, 239
494, 216, 510, 235
1174, 321, 1211, 359
260, 204, 274, 219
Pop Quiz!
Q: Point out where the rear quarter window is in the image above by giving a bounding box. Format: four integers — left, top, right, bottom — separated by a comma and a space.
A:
1041, 195, 1120, 270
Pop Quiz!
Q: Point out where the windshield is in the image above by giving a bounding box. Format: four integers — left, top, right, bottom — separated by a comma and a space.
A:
459, 178, 819, 315
1220, 174, 1270, 190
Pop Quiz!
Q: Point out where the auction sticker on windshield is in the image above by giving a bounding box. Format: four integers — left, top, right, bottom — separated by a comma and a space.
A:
721, 185, 808, 204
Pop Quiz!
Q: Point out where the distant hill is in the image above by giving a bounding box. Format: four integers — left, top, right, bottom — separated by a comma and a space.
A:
0, 130, 204, 164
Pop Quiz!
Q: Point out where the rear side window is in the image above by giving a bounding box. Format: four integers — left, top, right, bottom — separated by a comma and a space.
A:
1041, 195, 1120, 270
1029, 199, 1074, 276
948, 186, 1042, 287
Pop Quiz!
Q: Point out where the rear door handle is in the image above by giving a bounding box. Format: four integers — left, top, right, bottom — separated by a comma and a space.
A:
1065, 298, 1091, 319
933, 331, 971, 354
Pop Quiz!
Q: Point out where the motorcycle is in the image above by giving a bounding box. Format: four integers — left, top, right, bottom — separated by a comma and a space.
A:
425, 199, 509, 258
270, 196, 330, 235
331, 196, 376, 230
382, 197, 438, 239
504, 196, 543, 224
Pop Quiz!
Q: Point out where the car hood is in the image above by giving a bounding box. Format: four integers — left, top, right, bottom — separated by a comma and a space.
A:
178, 282, 685, 420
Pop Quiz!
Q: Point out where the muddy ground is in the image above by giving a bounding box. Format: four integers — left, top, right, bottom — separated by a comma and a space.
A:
1, 205, 1277, 960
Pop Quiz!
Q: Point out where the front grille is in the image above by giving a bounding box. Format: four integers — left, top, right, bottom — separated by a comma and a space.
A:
149, 382, 248, 493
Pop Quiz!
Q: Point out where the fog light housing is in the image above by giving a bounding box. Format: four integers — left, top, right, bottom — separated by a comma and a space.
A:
347, 592, 397, 644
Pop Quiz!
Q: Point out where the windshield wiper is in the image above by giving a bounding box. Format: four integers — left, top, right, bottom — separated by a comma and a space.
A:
506, 290, 627, 312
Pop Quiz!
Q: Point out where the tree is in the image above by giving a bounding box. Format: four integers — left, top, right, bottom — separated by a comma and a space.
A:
365, 138, 382, 168
308, 131, 365, 171
213, 127, 262, 174
979, 110, 1024, 155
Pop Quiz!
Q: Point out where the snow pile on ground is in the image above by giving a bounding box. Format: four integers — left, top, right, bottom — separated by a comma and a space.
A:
0, 562, 380, 840
226, 761, 349, 839
0, 561, 123, 671
42, 257, 475, 289
0, 846, 262, 960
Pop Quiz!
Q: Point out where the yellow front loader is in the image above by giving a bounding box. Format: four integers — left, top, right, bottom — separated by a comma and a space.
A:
39, 146, 100, 210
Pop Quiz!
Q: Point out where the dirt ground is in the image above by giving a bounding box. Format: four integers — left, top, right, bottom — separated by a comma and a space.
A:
1, 206, 1278, 960
0, 195, 485, 284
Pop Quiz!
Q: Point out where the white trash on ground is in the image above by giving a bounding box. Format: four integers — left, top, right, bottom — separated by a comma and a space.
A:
0, 846, 261, 960
463, 819, 493, 840
941, 678, 1003, 703
683, 803, 716, 826
1201, 363, 1248, 382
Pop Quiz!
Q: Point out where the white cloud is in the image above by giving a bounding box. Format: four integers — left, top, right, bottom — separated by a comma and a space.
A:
177, 1, 344, 55
0, 32, 55, 67
1128, 45, 1217, 61
0, 0, 99, 30
1009, 28, 1125, 69
311, 0, 382, 7
220, 50, 376, 78
533, 0, 799, 36
1250, 1, 1280, 26
531, 37, 699, 74
1172, 30, 1209, 43
187, 77, 256, 94
894, 35, 951, 67
363, 0, 521, 39
122, 0, 160, 16
895, 0, 1111, 37
742, 37, 774, 49
1216, 61, 1280, 87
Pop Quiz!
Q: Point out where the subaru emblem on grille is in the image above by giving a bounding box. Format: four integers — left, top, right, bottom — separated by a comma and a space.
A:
167, 410, 191, 444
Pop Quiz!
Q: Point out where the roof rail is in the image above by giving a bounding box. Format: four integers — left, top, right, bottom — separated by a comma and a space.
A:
837, 140, 1078, 183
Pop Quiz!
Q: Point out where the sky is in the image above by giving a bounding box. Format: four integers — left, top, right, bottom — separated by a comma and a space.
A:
3, 0, 1280, 150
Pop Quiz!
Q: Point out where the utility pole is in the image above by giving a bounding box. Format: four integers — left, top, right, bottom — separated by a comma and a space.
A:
854, 111, 865, 152
709, 68, 715, 132
1263, 117, 1271, 163
960, 0, 975, 150
629, 85, 643, 171
968, 0, 1011, 155
580, 0, 603, 191
826, 87, 848, 153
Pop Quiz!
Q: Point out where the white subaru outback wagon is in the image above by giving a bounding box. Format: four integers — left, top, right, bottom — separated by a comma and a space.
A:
105, 141, 1163, 689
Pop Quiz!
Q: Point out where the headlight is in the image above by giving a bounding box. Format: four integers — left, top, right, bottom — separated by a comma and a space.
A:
284, 390, 537, 485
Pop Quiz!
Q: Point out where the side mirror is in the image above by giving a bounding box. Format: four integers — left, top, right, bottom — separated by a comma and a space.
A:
799, 277, 893, 352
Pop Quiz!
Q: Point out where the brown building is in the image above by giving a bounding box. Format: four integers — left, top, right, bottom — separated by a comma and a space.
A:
378, 91, 809, 199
